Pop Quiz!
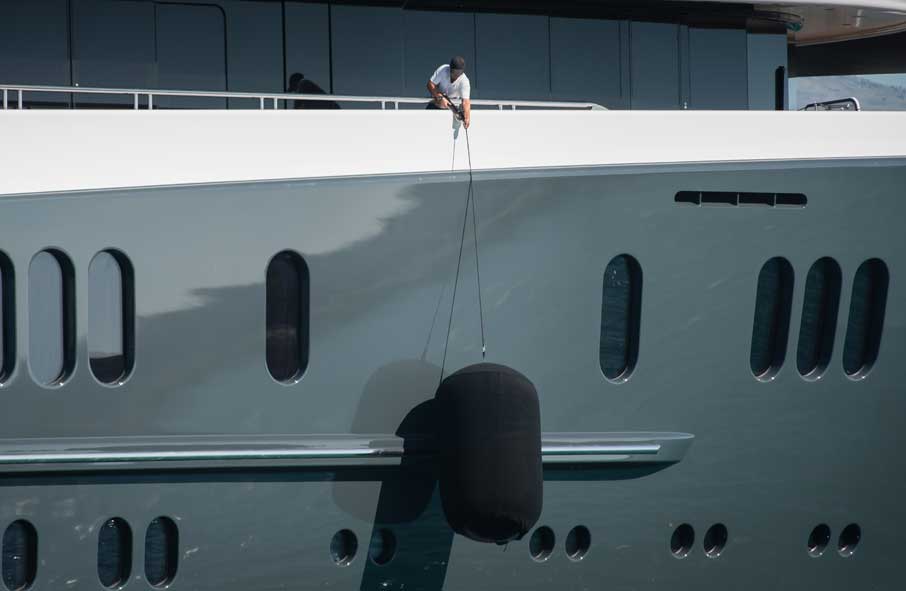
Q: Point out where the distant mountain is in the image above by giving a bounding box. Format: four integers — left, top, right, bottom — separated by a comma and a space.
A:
791, 75, 906, 110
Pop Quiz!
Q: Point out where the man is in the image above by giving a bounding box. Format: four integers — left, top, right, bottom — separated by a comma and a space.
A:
287, 72, 340, 109
427, 56, 471, 128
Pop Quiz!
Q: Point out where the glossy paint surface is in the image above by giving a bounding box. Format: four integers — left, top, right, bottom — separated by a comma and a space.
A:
0, 158, 903, 589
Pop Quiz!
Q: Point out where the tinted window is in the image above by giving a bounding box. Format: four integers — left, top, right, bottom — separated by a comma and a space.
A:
600, 254, 642, 382
89, 251, 134, 384
266, 251, 309, 382
750, 257, 794, 379
28, 250, 75, 385
842, 259, 889, 377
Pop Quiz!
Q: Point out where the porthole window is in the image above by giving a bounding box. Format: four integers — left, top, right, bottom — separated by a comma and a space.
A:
145, 517, 178, 587
97, 518, 131, 589
750, 257, 794, 380
28, 250, 75, 386
796, 258, 842, 379
266, 251, 309, 383
0, 252, 14, 383
843, 259, 888, 378
600, 254, 642, 382
89, 251, 135, 385
2, 520, 37, 591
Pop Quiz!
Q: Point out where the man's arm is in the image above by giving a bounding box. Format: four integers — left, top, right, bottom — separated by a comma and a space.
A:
426, 80, 449, 108
462, 99, 471, 128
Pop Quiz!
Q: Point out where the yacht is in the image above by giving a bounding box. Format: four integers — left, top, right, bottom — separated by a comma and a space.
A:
0, 0, 904, 589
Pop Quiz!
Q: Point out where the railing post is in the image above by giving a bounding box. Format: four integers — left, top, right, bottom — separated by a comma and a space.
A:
394, 101, 399, 110
18, 89, 23, 110
273, 97, 278, 109
2, 89, 7, 110
381, 101, 386, 110
259, 97, 264, 109
134, 93, 139, 110
148, 93, 153, 110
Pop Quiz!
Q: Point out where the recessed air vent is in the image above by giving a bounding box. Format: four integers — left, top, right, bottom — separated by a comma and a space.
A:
675, 191, 807, 208
2, 520, 37, 591
750, 257, 794, 380
842, 259, 888, 379
97, 518, 132, 589
145, 517, 179, 587
797, 258, 842, 379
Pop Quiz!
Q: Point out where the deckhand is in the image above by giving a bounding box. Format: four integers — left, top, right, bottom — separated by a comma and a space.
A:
427, 55, 472, 129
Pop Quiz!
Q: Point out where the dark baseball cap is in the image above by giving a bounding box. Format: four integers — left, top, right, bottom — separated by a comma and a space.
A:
450, 56, 466, 74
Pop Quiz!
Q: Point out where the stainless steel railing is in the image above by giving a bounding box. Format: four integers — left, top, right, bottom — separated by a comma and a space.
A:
0, 84, 605, 111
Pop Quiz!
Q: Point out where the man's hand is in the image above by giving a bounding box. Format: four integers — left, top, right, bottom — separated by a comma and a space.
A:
436, 96, 450, 110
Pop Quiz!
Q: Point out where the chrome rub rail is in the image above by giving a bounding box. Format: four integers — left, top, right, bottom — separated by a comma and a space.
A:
0, 433, 691, 472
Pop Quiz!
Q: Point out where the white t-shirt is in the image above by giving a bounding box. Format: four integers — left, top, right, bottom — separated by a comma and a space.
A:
430, 64, 471, 102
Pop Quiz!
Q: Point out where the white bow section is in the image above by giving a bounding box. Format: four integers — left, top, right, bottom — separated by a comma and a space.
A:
2, 109, 906, 196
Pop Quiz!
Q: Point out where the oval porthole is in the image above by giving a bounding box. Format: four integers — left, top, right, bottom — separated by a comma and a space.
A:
2, 520, 38, 591
89, 250, 135, 385
0, 252, 15, 384
145, 517, 178, 587
808, 524, 831, 557
600, 254, 642, 382
330, 530, 357, 566
28, 250, 76, 386
703, 523, 728, 558
368, 528, 396, 566
529, 526, 555, 562
750, 257, 794, 380
842, 259, 888, 378
266, 251, 310, 383
565, 526, 591, 561
838, 523, 861, 557
97, 518, 132, 589
670, 524, 694, 559
796, 258, 842, 379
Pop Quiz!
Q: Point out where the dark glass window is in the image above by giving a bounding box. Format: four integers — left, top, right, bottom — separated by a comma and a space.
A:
28, 250, 75, 386
2, 520, 37, 591
842, 259, 889, 377
750, 257, 794, 379
797, 258, 842, 378
600, 254, 642, 382
145, 517, 179, 587
0, 252, 14, 383
97, 518, 132, 589
266, 251, 310, 382
89, 251, 135, 384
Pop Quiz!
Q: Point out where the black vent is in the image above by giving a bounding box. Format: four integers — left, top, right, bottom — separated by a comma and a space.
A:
675, 191, 806, 208
797, 258, 842, 378
2, 520, 37, 591
97, 518, 132, 589
145, 517, 179, 587
843, 259, 888, 377
750, 257, 794, 379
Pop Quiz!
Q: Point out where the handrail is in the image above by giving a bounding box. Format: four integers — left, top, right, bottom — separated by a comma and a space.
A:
0, 84, 606, 111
